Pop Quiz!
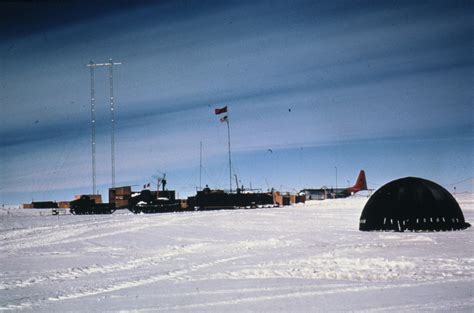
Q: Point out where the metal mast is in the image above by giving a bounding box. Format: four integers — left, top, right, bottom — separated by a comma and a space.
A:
226, 116, 232, 193
86, 59, 122, 191
108, 59, 117, 188
199, 141, 202, 190
89, 60, 96, 194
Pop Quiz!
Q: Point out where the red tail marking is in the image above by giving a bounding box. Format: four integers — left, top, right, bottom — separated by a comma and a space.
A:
349, 170, 367, 193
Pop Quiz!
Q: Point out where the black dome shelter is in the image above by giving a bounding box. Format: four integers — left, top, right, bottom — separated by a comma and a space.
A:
359, 177, 470, 232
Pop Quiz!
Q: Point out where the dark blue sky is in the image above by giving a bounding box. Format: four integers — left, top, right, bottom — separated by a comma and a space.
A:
1, 0, 473, 204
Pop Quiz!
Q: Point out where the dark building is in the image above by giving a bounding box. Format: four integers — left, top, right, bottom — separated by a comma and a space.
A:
31, 201, 58, 209
187, 188, 275, 210
359, 177, 471, 232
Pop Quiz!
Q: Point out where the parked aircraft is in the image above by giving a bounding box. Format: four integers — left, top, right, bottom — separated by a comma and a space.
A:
301, 170, 368, 200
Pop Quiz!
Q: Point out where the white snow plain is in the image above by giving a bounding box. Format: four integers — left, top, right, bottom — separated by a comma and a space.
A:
1, 194, 473, 312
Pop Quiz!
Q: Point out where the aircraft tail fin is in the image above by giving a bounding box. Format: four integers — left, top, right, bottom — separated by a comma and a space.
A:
352, 170, 367, 192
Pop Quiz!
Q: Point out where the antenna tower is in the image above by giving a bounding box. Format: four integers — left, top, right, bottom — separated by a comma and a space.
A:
86, 59, 122, 192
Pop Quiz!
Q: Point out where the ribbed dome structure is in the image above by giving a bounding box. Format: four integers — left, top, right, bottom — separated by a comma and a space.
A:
359, 177, 470, 232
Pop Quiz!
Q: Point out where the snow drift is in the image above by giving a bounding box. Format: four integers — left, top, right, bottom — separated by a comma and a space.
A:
0, 194, 473, 312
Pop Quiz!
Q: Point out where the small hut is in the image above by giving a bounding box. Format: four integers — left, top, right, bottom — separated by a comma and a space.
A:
359, 177, 470, 232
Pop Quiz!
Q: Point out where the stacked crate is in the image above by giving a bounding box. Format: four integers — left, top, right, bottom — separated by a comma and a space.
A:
273, 192, 290, 206
58, 201, 70, 209
109, 186, 132, 208
289, 194, 306, 204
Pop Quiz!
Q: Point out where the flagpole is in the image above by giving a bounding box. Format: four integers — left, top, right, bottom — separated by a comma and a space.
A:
226, 118, 232, 193
215, 105, 232, 193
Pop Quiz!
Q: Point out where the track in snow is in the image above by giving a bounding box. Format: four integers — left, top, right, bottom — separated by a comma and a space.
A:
1, 195, 473, 312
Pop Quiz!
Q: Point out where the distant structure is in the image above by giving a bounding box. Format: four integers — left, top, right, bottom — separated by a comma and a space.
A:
359, 177, 471, 232
22, 201, 58, 209
301, 170, 368, 200
86, 59, 122, 193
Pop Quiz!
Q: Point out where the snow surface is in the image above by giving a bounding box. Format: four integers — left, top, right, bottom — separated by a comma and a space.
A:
1, 194, 473, 312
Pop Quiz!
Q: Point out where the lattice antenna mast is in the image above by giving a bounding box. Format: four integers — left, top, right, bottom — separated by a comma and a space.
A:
199, 141, 203, 190
86, 59, 122, 190
88, 60, 96, 194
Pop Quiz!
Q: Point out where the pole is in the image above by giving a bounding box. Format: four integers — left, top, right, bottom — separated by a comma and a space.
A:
199, 141, 202, 190
89, 60, 96, 195
335, 166, 338, 189
226, 118, 232, 193
109, 59, 116, 188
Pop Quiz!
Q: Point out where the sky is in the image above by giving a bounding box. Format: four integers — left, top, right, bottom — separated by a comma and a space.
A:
1, 0, 473, 204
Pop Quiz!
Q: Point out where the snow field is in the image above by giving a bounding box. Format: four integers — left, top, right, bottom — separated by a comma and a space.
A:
0, 194, 473, 312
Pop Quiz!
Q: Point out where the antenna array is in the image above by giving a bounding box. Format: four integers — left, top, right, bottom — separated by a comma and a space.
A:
86, 59, 122, 193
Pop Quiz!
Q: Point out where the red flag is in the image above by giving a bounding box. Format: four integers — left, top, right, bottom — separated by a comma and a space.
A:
220, 115, 228, 123
214, 106, 227, 115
